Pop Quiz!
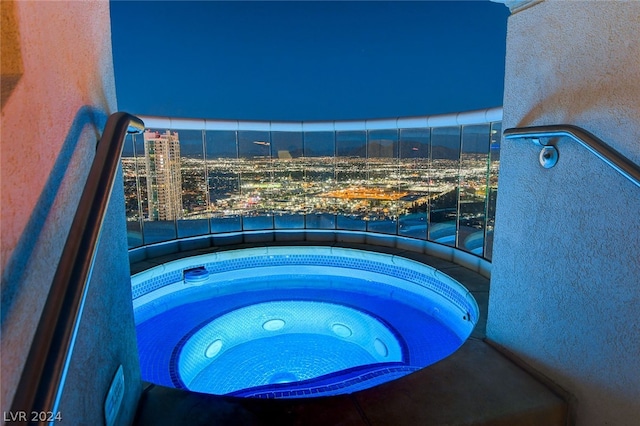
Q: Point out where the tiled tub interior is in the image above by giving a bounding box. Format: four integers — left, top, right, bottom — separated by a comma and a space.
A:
131, 246, 479, 398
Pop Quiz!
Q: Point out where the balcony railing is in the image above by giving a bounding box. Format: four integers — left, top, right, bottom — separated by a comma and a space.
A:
122, 108, 502, 260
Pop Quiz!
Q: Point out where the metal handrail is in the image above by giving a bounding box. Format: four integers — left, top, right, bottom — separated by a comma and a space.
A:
10, 112, 144, 423
504, 124, 640, 188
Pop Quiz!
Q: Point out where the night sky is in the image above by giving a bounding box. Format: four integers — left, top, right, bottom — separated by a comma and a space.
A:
110, 1, 509, 121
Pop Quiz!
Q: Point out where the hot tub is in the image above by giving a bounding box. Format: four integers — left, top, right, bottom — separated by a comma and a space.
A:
131, 246, 478, 398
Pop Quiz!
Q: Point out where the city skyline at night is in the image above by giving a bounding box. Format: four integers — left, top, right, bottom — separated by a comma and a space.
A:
121, 119, 500, 258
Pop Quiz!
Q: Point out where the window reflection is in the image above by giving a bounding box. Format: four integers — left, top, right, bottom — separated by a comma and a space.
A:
366, 129, 399, 234
336, 131, 367, 230
271, 132, 305, 228
485, 122, 501, 260
398, 128, 430, 240
429, 126, 461, 247
121, 134, 143, 248
238, 130, 273, 230
304, 132, 336, 228
205, 130, 241, 232
176, 129, 208, 237
459, 125, 491, 256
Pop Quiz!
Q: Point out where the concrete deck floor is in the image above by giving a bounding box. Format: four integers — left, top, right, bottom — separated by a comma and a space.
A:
131, 240, 567, 425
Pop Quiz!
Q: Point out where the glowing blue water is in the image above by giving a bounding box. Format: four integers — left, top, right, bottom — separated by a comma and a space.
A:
179, 299, 403, 394
136, 275, 465, 397
133, 247, 477, 398
192, 334, 377, 394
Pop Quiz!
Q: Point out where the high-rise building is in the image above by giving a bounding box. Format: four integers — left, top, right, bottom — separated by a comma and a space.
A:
144, 129, 183, 221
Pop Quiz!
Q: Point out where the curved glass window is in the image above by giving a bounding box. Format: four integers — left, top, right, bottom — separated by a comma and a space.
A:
122, 110, 501, 260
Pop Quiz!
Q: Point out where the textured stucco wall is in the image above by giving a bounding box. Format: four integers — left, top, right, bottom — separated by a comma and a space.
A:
1, 1, 140, 424
487, 1, 640, 425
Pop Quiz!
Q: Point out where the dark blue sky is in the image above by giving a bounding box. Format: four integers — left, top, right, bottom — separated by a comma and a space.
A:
110, 1, 509, 121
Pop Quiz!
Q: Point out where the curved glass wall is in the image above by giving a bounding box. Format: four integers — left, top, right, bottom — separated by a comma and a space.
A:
121, 108, 502, 260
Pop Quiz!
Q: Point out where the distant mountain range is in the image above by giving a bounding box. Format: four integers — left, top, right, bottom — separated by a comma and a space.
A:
174, 141, 484, 160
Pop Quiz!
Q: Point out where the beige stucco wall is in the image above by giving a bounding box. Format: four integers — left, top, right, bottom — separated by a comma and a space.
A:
488, 1, 640, 425
1, 1, 140, 424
